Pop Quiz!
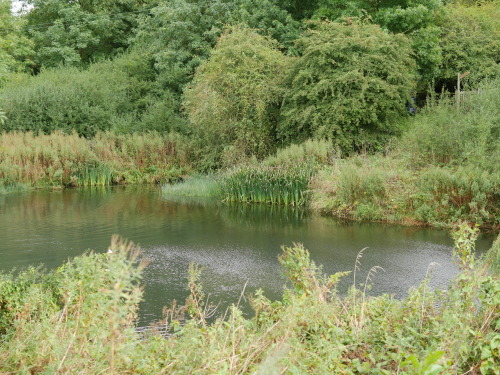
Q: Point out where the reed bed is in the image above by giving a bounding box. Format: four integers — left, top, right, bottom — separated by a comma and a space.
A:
220, 164, 316, 206
0, 131, 191, 188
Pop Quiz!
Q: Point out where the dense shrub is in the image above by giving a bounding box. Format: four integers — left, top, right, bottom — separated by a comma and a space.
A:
0, 236, 145, 373
184, 26, 289, 168
279, 20, 416, 154
397, 79, 499, 171
0, 54, 185, 137
413, 166, 499, 226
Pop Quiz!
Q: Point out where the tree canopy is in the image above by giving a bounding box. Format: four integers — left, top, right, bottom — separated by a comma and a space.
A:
183, 26, 289, 167
279, 20, 416, 154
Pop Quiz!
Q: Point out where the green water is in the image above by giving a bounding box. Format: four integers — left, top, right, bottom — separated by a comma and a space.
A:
0, 186, 494, 325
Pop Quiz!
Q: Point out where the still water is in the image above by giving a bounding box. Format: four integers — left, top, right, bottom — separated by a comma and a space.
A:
0, 186, 494, 325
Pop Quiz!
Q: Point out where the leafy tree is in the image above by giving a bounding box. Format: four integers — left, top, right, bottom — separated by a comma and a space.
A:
437, 3, 500, 88
313, 0, 443, 87
0, 0, 34, 77
276, 0, 321, 20
132, 0, 299, 94
133, 0, 232, 93
279, 20, 416, 154
24, 0, 147, 68
183, 26, 289, 168
229, 0, 300, 51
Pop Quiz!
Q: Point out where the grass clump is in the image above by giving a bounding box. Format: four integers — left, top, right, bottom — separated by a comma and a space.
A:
220, 164, 316, 206
0, 230, 498, 373
162, 175, 221, 198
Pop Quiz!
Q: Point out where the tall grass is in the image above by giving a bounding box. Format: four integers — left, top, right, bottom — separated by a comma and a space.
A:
0, 131, 192, 188
162, 175, 221, 197
0, 231, 498, 373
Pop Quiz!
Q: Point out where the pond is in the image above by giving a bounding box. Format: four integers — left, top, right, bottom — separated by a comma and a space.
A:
0, 186, 494, 326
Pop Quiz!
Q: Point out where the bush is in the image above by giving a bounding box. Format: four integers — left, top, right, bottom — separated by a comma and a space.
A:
0, 54, 185, 137
0, 236, 145, 373
413, 166, 499, 226
184, 26, 289, 169
397, 79, 500, 171
279, 20, 416, 154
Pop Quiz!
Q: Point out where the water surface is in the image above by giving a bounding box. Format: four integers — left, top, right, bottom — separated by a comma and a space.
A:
0, 186, 494, 325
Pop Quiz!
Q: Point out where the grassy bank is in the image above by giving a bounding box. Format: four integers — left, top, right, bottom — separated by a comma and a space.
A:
0, 228, 498, 373
163, 139, 332, 207
0, 131, 192, 189
311, 84, 499, 230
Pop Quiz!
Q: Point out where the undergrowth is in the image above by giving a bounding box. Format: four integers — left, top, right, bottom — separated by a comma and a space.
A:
0, 227, 498, 374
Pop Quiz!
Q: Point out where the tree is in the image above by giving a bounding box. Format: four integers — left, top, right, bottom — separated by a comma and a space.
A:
24, 0, 147, 68
437, 3, 500, 88
279, 20, 416, 154
313, 0, 443, 88
0, 0, 34, 77
183, 26, 289, 168
229, 0, 300, 51
132, 0, 299, 94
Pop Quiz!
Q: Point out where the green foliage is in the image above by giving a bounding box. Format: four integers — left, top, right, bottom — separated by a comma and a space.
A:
184, 26, 289, 167
0, 0, 34, 76
413, 166, 499, 226
24, 0, 146, 68
279, 20, 416, 154
0, 53, 186, 137
437, 3, 500, 87
398, 79, 500, 171
1, 234, 498, 373
451, 221, 480, 269
229, 0, 301, 50
133, 0, 299, 94
279, 0, 321, 20
311, 79, 500, 229
220, 163, 316, 206
314, 0, 444, 87
132, 0, 233, 93
0, 131, 191, 187
0, 236, 145, 373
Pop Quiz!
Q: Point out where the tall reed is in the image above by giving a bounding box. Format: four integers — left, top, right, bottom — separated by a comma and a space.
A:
220, 164, 316, 206
0, 131, 192, 188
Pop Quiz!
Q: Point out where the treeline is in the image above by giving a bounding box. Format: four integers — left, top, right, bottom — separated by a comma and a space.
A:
0, 0, 499, 169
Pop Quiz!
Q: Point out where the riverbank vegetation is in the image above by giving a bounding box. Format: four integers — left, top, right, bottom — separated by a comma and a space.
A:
0, 131, 191, 188
0, 227, 498, 373
1, 0, 499, 229
311, 81, 500, 230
